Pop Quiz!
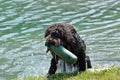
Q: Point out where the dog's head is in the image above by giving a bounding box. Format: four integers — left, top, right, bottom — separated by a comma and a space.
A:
44, 24, 66, 46
45, 30, 61, 46
44, 23, 77, 46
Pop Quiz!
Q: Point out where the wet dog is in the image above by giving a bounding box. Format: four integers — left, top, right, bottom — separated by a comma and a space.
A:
44, 23, 92, 75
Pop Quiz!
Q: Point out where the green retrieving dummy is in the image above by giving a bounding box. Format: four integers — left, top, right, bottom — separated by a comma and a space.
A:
45, 42, 78, 64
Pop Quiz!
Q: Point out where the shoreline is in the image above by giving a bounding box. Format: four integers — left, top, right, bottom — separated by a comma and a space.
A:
13, 66, 120, 80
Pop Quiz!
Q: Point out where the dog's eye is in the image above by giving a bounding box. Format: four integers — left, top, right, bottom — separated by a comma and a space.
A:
51, 33, 55, 36
51, 33, 59, 38
54, 34, 58, 37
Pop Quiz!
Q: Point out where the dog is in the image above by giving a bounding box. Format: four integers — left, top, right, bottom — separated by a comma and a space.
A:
44, 23, 92, 75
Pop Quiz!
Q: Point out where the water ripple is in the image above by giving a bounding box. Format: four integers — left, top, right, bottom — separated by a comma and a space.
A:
0, 33, 18, 41
21, 27, 42, 33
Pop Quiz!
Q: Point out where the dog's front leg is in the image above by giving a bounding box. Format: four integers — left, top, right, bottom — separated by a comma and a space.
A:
48, 58, 57, 75
48, 57, 58, 75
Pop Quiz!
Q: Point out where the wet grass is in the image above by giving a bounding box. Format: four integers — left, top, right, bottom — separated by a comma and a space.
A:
13, 67, 120, 80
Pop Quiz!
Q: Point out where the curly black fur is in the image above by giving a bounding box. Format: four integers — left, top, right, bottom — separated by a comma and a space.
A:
44, 23, 91, 75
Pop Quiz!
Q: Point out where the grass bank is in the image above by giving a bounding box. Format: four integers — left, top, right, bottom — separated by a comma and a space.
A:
13, 67, 120, 80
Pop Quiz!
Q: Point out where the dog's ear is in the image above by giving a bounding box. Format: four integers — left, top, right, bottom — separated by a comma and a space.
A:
66, 28, 77, 43
71, 28, 77, 34
45, 27, 52, 38
44, 30, 49, 38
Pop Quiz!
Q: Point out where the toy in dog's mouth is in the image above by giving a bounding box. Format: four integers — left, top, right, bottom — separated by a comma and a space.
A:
45, 39, 59, 53
45, 42, 78, 65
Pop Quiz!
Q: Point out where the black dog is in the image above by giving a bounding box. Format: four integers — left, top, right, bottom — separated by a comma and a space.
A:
44, 23, 92, 75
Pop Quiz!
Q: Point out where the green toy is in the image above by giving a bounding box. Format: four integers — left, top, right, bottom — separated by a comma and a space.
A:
45, 42, 78, 64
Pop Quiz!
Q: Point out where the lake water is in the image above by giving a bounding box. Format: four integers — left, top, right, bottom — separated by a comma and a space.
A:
0, 0, 120, 80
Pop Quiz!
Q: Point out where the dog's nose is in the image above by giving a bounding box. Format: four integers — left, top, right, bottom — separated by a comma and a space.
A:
45, 36, 49, 42
45, 35, 51, 42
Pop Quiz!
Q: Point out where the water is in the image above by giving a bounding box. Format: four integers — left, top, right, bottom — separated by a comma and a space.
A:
0, 0, 120, 80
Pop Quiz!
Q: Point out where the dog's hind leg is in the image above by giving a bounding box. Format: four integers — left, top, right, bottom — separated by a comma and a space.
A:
77, 52, 86, 72
86, 56, 92, 68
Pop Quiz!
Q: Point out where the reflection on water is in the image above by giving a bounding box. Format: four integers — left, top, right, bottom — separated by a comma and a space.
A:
0, 0, 120, 80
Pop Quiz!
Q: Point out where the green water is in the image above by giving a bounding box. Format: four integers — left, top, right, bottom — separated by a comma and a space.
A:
0, 0, 120, 80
